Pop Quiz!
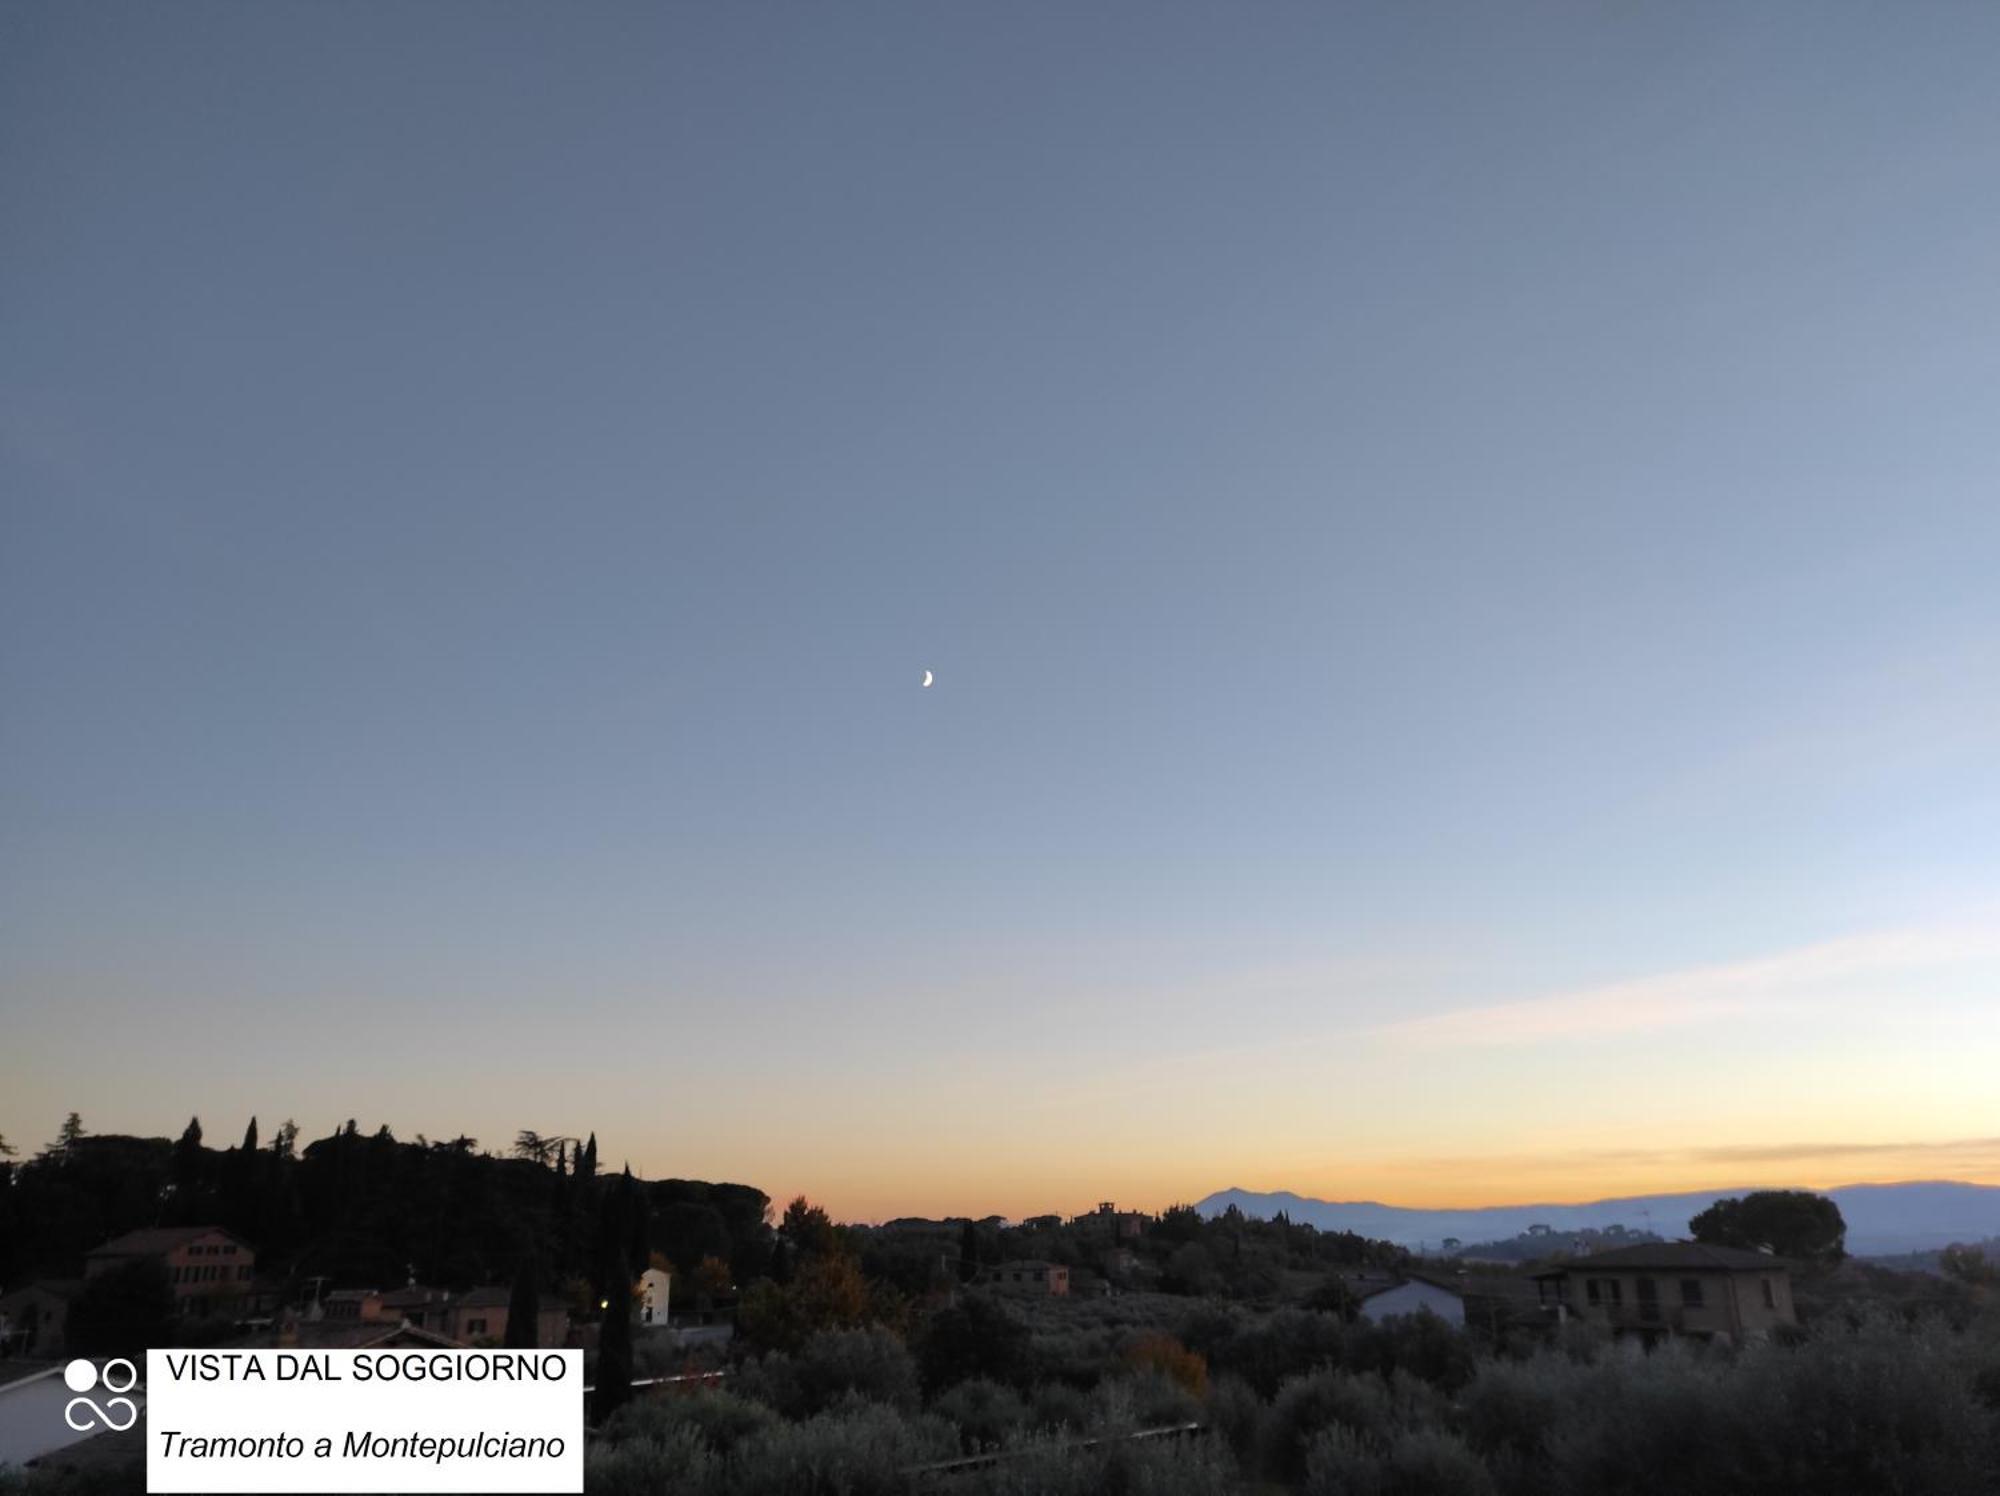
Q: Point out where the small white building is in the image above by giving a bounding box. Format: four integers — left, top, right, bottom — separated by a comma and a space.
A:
637, 1268, 671, 1327
1356, 1276, 1466, 1327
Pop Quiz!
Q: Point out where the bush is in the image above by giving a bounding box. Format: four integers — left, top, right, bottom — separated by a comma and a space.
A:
720, 1401, 957, 1496
600, 1389, 782, 1456
735, 1327, 919, 1420
1305, 1425, 1497, 1496
1261, 1369, 1396, 1483
585, 1421, 716, 1496
1204, 1373, 1264, 1464
1124, 1332, 1208, 1397
954, 1432, 1243, 1496
1027, 1379, 1092, 1433
931, 1377, 1030, 1451
918, 1295, 1032, 1392
1207, 1307, 1348, 1395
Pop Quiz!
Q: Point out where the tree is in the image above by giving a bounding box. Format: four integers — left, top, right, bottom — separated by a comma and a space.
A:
958, 1219, 980, 1283
1690, 1190, 1845, 1263
593, 1247, 634, 1423
67, 1258, 175, 1356
56, 1112, 87, 1154
917, 1295, 1030, 1392
1940, 1244, 1999, 1289
513, 1131, 557, 1167
505, 1255, 541, 1348
0, 1134, 15, 1157
241, 1117, 259, 1152
271, 1119, 299, 1159
781, 1196, 840, 1259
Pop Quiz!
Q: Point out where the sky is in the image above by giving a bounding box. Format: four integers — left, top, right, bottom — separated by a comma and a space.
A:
3, 2, 1998, 1222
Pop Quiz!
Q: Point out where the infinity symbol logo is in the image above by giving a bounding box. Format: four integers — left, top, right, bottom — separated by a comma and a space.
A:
63, 1358, 139, 1432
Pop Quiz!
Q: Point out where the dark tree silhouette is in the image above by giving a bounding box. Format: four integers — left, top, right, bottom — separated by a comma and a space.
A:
505, 1255, 541, 1348
68, 1258, 175, 1356
1691, 1190, 1846, 1263
592, 1246, 633, 1423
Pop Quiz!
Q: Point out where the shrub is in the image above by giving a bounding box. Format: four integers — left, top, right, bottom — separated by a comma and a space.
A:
931, 1377, 1030, 1451
600, 1388, 783, 1457
1204, 1373, 1264, 1464
1027, 1379, 1092, 1433
1208, 1307, 1348, 1395
918, 1295, 1032, 1392
1125, 1332, 1208, 1397
1261, 1369, 1396, 1483
719, 1401, 957, 1496
954, 1432, 1243, 1496
1305, 1425, 1497, 1496
585, 1421, 716, 1496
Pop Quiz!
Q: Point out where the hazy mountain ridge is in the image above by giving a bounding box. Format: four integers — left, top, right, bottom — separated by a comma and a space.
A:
1196, 1181, 2000, 1256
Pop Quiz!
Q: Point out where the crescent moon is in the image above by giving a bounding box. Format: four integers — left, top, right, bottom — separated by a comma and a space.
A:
922, 670, 934, 688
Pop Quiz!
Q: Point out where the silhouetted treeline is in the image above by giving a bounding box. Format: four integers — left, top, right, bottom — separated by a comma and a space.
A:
0, 1116, 771, 1304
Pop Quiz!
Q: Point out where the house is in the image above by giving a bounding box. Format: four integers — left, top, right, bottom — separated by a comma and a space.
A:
1531, 1242, 1797, 1344
0, 1281, 83, 1358
443, 1286, 569, 1347
983, 1260, 1069, 1296
445, 1287, 510, 1344
376, 1285, 453, 1332
1355, 1274, 1467, 1327
85, 1226, 254, 1319
320, 1288, 386, 1323
637, 1268, 671, 1327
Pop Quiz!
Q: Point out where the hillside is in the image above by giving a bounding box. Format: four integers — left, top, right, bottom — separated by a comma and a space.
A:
1196, 1180, 2000, 1255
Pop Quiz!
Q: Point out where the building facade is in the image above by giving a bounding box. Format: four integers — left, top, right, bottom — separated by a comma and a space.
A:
1532, 1242, 1797, 1344
85, 1226, 255, 1320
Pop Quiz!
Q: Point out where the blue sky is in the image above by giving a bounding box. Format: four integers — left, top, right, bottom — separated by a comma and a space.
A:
4, 2, 1997, 1215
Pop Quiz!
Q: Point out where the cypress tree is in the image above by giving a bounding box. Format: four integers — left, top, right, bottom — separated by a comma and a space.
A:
504, 1255, 540, 1349
623, 1166, 648, 1276
593, 1245, 633, 1423
241, 1117, 258, 1152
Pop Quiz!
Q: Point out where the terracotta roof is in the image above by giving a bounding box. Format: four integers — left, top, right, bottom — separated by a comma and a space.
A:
1531, 1241, 1787, 1276
453, 1286, 512, 1308
379, 1286, 450, 1308
87, 1226, 248, 1257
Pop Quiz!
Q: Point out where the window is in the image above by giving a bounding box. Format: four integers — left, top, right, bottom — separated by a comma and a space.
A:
1636, 1277, 1660, 1321
239, 1265, 252, 1280
467, 1319, 487, 1336
1585, 1279, 1601, 1305
1761, 1278, 1776, 1310
1606, 1279, 1623, 1305
1680, 1278, 1705, 1308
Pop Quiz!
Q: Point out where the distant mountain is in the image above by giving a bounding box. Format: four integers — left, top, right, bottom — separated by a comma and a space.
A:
1195, 1181, 2000, 1256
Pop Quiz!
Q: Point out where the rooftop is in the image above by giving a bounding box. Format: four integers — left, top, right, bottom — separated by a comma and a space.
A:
87, 1226, 248, 1258
1531, 1242, 1787, 1276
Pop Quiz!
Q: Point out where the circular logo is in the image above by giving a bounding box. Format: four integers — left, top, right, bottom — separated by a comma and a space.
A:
63, 1359, 139, 1432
